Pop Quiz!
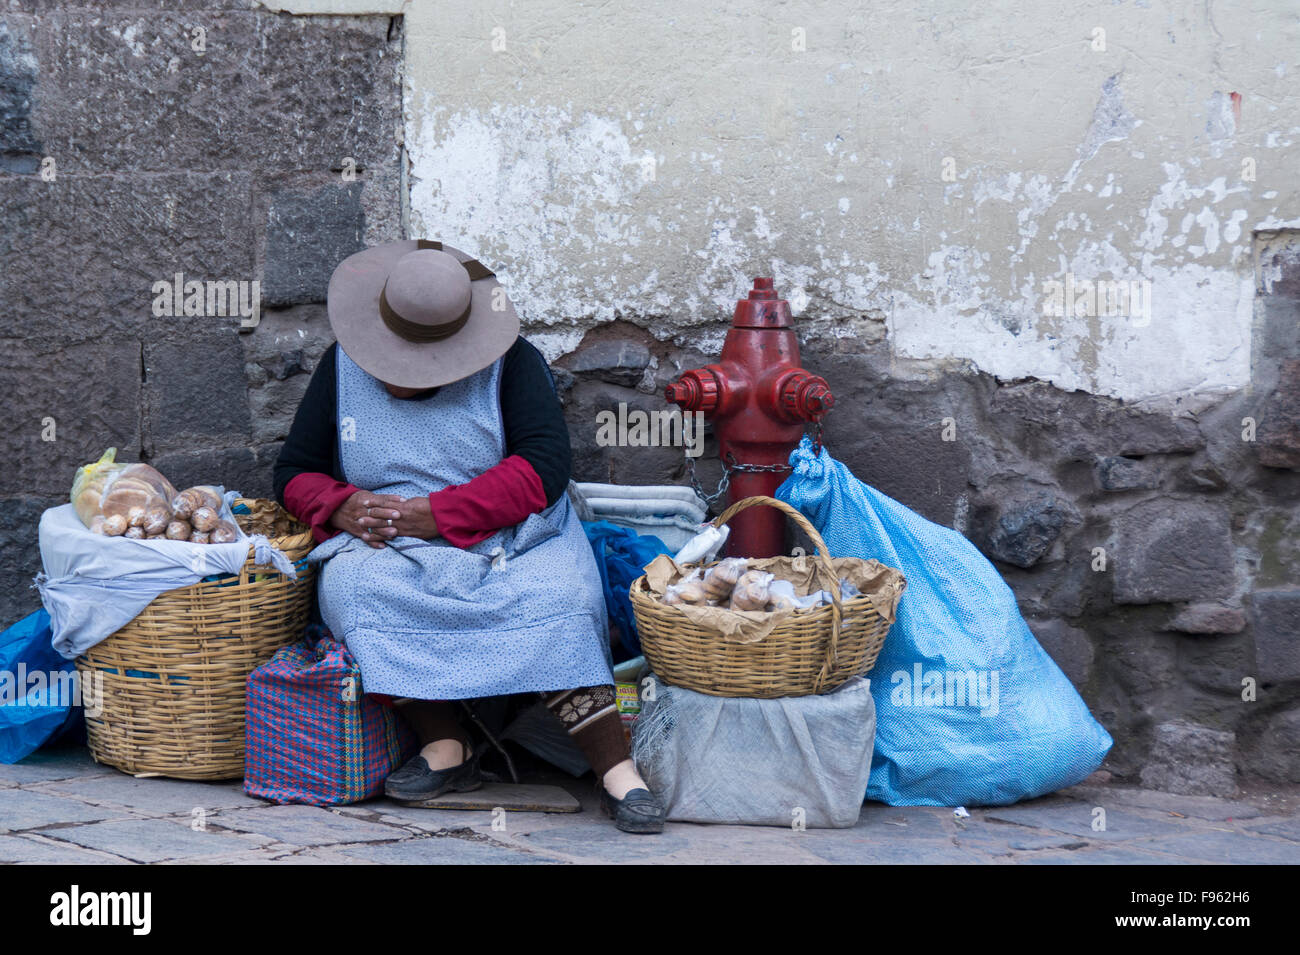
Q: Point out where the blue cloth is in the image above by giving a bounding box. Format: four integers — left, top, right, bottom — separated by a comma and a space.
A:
581, 520, 673, 659
777, 437, 1113, 807
1, 610, 84, 763
308, 347, 614, 699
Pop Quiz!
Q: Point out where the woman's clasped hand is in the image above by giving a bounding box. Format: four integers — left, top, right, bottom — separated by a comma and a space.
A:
327, 490, 441, 547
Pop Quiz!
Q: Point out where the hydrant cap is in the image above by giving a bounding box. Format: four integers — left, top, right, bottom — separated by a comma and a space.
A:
734, 277, 791, 328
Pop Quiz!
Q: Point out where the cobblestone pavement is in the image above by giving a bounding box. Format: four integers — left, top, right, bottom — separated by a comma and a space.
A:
2, 744, 1298, 864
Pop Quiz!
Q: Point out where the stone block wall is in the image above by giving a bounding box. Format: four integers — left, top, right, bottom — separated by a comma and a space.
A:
0, 4, 403, 619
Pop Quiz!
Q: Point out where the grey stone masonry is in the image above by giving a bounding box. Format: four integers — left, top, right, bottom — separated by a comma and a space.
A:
0, 4, 404, 625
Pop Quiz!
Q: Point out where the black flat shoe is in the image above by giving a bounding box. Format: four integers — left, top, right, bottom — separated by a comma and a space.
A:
384, 747, 482, 804
599, 785, 665, 834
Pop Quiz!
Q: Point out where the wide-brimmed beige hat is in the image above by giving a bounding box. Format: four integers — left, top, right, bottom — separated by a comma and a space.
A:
326, 239, 521, 389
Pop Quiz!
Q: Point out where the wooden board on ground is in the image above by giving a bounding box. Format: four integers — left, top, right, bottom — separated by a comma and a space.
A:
398, 783, 582, 813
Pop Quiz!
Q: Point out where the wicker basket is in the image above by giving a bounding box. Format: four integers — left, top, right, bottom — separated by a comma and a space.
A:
76, 499, 316, 780
631, 495, 902, 698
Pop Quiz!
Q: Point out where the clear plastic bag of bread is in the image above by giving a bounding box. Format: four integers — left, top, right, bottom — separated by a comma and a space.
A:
70, 448, 178, 534
701, 557, 748, 602
663, 568, 710, 607
728, 569, 776, 611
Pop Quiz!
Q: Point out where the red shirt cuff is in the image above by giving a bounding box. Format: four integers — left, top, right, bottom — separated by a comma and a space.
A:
284, 473, 360, 544
428, 455, 548, 548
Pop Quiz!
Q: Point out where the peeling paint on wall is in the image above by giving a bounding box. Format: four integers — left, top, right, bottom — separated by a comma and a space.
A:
404, 1, 1299, 398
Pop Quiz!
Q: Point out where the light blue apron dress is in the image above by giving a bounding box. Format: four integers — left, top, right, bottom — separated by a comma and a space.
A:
306, 347, 614, 700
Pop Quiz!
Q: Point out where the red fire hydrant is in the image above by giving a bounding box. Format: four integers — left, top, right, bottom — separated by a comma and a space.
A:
665, 277, 834, 557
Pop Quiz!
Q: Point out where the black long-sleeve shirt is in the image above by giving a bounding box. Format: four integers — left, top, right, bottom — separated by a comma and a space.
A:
273, 336, 572, 544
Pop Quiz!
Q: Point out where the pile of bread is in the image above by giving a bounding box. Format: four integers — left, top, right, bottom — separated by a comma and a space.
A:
662, 557, 800, 612
71, 449, 240, 545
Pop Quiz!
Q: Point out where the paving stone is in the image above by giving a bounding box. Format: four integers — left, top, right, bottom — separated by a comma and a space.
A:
952, 820, 1089, 854
205, 849, 359, 865
520, 821, 689, 860
391, 782, 581, 813
1063, 785, 1263, 822
609, 819, 830, 864
42, 773, 264, 814
799, 836, 986, 864
0, 833, 127, 864
340, 835, 556, 865
1135, 831, 1300, 865
1006, 835, 1092, 851
1245, 817, 1300, 843
369, 802, 501, 833
0, 745, 115, 784
211, 804, 406, 846
985, 802, 1190, 843
45, 817, 272, 863
854, 806, 953, 839
0, 788, 122, 831
1019, 846, 1196, 865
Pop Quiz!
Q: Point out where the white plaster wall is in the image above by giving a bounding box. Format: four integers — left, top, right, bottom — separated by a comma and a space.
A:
402, 0, 1299, 403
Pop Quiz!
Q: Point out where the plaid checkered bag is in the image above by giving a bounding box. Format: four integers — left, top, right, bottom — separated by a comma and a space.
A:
244, 624, 416, 805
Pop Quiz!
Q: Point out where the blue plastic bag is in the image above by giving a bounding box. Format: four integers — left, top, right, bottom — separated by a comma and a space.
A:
1, 609, 84, 764
582, 520, 673, 659
777, 437, 1112, 807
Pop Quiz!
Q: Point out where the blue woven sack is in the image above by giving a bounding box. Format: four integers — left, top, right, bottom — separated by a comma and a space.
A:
244, 624, 415, 805
777, 437, 1112, 807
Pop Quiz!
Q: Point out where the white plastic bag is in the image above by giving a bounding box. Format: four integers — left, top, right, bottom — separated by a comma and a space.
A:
36, 500, 296, 659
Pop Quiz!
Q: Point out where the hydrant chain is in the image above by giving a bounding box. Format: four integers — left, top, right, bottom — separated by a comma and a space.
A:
666, 276, 835, 555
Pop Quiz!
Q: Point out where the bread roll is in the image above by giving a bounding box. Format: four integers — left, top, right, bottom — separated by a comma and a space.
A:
143, 505, 171, 536
190, 506, 219, 532
728, 570, 774, 611
102, 514, 128, 537
165, 519, 192, 541
209, 521, 239, 544
189, 530, 211, 544
171, 489, 199, 520
702, 557, 747, 601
